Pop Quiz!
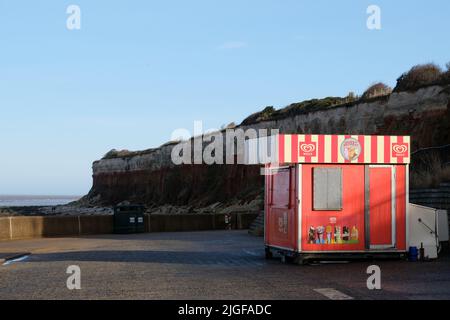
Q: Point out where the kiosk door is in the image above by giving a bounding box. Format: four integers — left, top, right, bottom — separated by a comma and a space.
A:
265, 166, 297, 251
368, 166, 396, 249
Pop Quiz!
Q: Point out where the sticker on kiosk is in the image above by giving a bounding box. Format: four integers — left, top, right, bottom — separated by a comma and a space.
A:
308, 225, 359, 245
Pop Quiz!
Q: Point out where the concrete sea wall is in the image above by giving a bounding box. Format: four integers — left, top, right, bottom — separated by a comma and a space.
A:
0, 213, 258, 241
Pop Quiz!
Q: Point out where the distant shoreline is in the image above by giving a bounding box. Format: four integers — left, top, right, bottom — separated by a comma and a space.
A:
0, 195, 82, 208
0, 195, 82, 199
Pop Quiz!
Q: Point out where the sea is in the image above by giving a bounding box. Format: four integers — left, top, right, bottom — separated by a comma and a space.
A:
0, 195, 81, 207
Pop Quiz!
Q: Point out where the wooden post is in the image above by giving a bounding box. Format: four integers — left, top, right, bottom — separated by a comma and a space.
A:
9, 217, 13, 240
78, 216, 82, 235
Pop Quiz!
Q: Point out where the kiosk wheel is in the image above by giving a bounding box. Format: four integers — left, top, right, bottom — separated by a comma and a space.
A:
265, 247, 273, 259
293, 255, 308, 265
280, 254, 295, 264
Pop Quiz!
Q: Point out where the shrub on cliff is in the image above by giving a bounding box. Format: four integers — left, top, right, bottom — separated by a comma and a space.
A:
103, 149, 119, 159
225, 122, 236, 129
284, 97, 348, 114
361, 82, 392, 100
394, 63, 443, 92
440, 62, 450, 84
259, 106, 275, 120
102, 149, 133, 159
241, 106, 276, 124
345, 92, 358, 102
241, 97, 351, 125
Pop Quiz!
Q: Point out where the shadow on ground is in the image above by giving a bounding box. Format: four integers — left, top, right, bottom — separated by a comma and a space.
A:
28, 250, 267, 266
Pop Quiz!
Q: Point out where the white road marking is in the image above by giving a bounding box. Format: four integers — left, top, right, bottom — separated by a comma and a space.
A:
314, 288, 354, 300
2, 255, 29, 266
242, 249, 261, 256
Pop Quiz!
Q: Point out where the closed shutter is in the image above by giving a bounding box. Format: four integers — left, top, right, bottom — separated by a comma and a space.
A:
313, 167, 343, 210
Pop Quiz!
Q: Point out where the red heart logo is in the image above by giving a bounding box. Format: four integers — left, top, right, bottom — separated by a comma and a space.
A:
393, 144, 407, 154
300, 144, 315, 153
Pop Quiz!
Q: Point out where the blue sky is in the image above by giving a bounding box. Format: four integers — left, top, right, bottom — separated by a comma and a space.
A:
0, 0, 449, 195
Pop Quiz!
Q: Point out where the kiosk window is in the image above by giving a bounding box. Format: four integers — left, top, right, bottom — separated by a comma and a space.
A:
313, 168, 342, 210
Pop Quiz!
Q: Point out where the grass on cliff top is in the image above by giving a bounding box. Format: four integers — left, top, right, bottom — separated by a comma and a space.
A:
241, 96, 361, 125
102, 148, 157, 160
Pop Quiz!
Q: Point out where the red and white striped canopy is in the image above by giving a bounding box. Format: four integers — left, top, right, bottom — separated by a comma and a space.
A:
278, 134, 410, 164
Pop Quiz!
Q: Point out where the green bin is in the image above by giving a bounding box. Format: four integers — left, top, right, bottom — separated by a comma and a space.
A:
113, 204, 145, 234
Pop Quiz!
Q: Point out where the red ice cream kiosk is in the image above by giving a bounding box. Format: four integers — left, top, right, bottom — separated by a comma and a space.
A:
263, 134, 410, 263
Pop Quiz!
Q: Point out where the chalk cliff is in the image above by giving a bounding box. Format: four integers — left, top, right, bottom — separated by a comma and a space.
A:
82, 84, 450, 209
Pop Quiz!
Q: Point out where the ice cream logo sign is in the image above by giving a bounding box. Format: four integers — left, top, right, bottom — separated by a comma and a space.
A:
299, 142, 317, 157
392, 143, 409, 158
340, 138, 361, 162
